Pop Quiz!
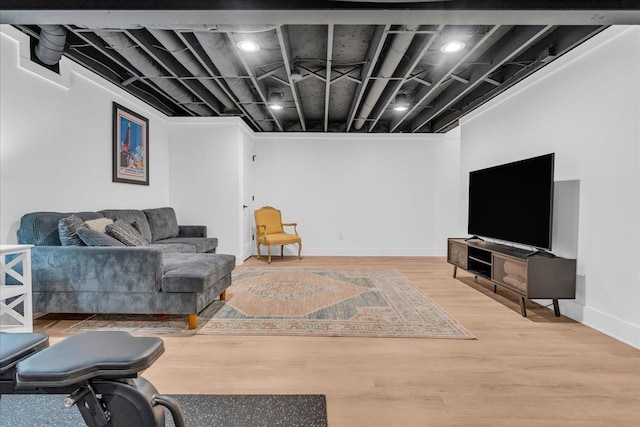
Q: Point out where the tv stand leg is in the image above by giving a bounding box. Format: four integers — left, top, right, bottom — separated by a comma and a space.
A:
453, 265, 457, 278
552, 299, 561, 317
519, 297, 527, 317
493, 284, 497, 293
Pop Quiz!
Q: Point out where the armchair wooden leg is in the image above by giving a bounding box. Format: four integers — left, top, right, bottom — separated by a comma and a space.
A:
268, 245, 272, 264
188, 314, 197, 330
220, 290, 226, 301
256, 241, 261, 259
298, 242, 302, 260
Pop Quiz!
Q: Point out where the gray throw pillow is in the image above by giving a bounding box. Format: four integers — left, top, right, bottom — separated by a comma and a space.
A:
143, 207, 179, 242
105, 220, 148, 246
58, 214, 86, 246
77, 228, 125, 247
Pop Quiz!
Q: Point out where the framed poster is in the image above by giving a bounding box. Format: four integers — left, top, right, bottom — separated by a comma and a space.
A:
112, 102, 149, 185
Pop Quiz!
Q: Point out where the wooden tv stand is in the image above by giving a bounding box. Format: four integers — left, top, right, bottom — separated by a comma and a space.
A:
447, 238, 576, 317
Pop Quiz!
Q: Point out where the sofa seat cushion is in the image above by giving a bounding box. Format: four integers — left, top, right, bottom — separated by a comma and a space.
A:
151, 243, 196, 254
162, 253, 235, 293
155, 237, 217, 253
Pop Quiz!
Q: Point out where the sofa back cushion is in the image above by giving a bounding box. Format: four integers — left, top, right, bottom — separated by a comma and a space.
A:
143, 207, 179, 242
99, 209, 152, 243
18, 211, 104, 246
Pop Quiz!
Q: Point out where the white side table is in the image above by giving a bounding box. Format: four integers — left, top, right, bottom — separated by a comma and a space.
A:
0, 244, 34, 332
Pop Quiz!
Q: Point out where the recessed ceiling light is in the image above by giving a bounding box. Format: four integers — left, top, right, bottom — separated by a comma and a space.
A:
237, 40, 260, 52
290, 68, 303, 82
268, 92, 284, 110
393, 94, 410, 111
440, 41, 465, 54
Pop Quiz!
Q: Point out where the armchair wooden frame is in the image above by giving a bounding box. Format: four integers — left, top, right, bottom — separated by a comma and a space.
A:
254, 206, 302, 264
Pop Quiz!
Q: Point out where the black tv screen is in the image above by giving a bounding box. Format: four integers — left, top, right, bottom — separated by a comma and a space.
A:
468, 153, 554, 250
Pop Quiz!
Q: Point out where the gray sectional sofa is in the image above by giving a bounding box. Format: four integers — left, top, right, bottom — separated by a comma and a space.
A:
17, 207, 235, 329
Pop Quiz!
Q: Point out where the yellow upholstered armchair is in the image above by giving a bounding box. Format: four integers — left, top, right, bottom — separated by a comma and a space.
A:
254, 206, 302, 264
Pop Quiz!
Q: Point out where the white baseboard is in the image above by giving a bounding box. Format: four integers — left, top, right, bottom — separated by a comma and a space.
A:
581, 306, 640, 350
534, 299, 639, 349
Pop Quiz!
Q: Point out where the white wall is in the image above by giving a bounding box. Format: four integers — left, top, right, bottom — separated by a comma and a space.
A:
0, 26, 171, 244
168, 119, 243, 257
3, 23, 637, 347
459, 26, 640, 348
253, 132, 461, 256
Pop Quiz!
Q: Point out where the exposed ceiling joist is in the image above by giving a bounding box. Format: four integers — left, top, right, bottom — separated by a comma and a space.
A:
276, 25, 306, 131
324, 24, 334, 132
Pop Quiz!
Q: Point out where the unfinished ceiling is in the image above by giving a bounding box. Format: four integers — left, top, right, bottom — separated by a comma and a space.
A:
4, 1, 639, 133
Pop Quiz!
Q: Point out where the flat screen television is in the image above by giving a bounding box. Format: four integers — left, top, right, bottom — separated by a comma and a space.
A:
467, 153, 555, 250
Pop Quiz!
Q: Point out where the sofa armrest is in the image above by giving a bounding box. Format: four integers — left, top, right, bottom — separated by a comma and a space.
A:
178, 225, 207, 238
30, 246, 164, 293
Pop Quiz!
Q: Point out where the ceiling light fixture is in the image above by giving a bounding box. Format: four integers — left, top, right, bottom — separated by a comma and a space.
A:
440, 41, 465, 54
393, 94, 410, 112
290, 67, 303, 82
268, 92, 284, 110
237, 40, 260, 53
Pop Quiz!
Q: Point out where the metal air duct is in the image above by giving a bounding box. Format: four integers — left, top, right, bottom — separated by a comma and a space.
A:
35, 25, 67, 66
95, 30, 214, 117
353, 26, 418, 131
148, 29, 237, 113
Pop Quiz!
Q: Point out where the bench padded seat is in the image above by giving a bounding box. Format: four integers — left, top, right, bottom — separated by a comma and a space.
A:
16, 331, 163, 388
0, 332, 49, 375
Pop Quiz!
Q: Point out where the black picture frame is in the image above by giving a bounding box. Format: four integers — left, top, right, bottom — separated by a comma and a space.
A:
112, 102, 149, 185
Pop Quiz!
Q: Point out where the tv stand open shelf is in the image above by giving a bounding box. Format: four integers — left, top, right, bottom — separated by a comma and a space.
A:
447, 238, 576, 317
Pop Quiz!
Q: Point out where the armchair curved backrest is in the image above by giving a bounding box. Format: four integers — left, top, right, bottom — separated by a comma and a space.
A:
255, 206, 284, 236
254, 206, 302, 264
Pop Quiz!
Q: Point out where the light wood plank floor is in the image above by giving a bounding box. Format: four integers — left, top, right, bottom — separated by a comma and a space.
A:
36, 257, 640, 426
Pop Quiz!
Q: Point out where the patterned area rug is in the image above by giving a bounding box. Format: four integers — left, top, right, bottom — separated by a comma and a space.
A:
65, 268, 474, 339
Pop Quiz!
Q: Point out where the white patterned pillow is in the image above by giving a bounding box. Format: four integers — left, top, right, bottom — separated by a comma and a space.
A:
84, 217, 114, 233
105, 220, 148, 246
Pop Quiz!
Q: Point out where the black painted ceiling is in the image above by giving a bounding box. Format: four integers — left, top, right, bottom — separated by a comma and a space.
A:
3, 1, 639, 133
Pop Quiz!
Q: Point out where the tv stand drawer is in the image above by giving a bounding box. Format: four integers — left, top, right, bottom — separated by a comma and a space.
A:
447, 240, 468, 269
492, 255, 528, 294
